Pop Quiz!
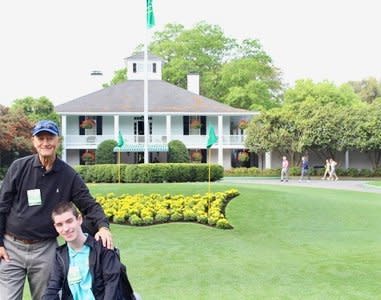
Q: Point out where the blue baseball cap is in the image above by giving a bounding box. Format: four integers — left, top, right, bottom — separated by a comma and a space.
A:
32, 120, 59, 136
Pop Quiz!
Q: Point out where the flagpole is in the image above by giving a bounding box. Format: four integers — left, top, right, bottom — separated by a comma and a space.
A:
143, 27, 149, 164
116, 130, 125, 183
208, 148, 212, 216
208, 148, 211, 195
144, 0, 155, 164
118, 150, 121, 183
206, 124, 218, 216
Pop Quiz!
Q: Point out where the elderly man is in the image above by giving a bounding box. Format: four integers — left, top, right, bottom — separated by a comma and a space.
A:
0, 120, 113, 300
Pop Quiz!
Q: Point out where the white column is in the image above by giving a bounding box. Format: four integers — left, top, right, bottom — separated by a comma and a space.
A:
114, 115, 120, 140
218, 115, 223, 166
265, 151, 272, 169
345, 150, 349, 169
61, 115, 67, 162
166, 115, 171, 143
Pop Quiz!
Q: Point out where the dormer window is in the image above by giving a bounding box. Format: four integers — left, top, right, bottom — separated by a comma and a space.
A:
133, 63, 137, 73
152, 63, 156, 73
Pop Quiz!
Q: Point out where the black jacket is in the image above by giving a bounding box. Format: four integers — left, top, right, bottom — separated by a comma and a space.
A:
0, 154, 109, 246
42, 235, 123, 300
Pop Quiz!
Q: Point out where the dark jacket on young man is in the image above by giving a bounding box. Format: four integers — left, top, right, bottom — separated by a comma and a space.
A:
42, 235, 123, 300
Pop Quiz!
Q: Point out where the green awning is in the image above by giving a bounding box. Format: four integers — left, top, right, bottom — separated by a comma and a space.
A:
113, 144, 168, 152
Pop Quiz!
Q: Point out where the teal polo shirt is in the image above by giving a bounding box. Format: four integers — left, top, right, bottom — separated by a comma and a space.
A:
68, 242, 95, 300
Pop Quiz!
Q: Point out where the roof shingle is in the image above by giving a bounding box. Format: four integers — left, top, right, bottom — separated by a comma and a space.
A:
55, 80, 253, 114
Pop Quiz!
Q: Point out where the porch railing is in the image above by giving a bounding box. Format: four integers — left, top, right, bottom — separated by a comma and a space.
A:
64, 134, 246, 149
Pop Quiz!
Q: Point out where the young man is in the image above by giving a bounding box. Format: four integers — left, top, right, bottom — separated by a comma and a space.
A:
43, 201, 129, 300
0, 120, 112, 299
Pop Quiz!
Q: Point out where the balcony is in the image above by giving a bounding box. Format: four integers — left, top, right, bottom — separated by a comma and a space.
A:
64, 134, 246, 149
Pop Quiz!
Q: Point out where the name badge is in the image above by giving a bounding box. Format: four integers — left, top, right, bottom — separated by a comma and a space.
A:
68, 265, 82, 284
27, 189, 42, 206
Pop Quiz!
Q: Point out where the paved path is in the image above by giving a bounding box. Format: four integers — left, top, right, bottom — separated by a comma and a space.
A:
219, 177, 381, 194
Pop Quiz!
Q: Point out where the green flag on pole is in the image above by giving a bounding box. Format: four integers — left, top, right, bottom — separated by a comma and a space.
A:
146, 0, 155, 29
206, 126, 218, 149
117, 131, 124, 148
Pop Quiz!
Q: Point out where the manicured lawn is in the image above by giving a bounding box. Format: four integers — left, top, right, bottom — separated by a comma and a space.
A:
24, 182, 381, 299
366, 180, 381, 187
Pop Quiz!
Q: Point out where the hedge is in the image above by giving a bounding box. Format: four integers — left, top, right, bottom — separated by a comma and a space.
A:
74, 163, 224, 183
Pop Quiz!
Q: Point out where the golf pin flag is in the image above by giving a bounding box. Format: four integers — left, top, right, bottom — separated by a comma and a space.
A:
117, 130, 124, 148
206, 126, 218, 149
146, 0, 155, 29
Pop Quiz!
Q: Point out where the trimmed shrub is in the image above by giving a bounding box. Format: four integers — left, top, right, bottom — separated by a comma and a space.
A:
225, 167, 280, 177
196, 213, 208, 224
124, 164, 166, 183
289, 166, 301, 176
168, 140, 190, 163
154, 209, 170, 223
359, 168, 373, 177
77, 163, 224, 183
170, 211, 183, 222
124, 163, 223, 183
129, 215, 143, 226
183, 208, 197, 221
260, 168, 280, 177
345, 168, 359, 177
216, 218, 233, 229
373, 168, 381, 177
96, 139, 118, 164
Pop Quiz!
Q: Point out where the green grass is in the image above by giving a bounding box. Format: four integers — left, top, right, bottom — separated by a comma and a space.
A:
365, 180, 381, 187
23, 182, 381, 299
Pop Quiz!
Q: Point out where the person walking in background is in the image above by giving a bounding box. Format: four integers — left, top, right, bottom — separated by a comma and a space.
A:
280, 156, 289, 182
321, 159, 331, 180
329, 158, 339, 181
0, 120, 113, 300
299, 156, 311, 182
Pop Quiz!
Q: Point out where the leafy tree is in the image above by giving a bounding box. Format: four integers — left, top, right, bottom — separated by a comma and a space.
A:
145, 22, 282, 111
284, 79, 362, 107
102, 68, 127, 88
209, 40, 283, 111
347, 77, 381, 104
149, 22, 232, 89
245, 108, 300, 166
343, 103, 381, 168
0, 105, 33, 167
290, 102, 348, 161
96, 140, 118, 164
168, 140, 190, 163
10, 96, 59, 125
246, 80, 366, 165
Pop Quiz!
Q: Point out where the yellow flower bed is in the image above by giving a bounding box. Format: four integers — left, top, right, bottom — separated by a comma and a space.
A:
95, 189, 240, 229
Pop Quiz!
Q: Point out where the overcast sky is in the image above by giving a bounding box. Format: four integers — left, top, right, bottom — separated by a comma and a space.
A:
1, 0, 380, 107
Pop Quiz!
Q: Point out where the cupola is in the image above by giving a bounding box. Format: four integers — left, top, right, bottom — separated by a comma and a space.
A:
124, 52, 163, 80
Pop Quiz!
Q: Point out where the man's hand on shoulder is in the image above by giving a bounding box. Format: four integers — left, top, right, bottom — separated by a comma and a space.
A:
0, 246, 10, 262
95, 227, 113, 249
